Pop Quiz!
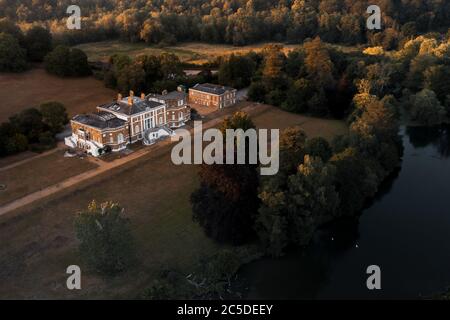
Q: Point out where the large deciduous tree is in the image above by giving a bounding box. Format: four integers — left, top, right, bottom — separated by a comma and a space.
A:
0, 32, 27, 72
75, 201, 135, 275
191, 112, 259, 245
25, 26, 52, 62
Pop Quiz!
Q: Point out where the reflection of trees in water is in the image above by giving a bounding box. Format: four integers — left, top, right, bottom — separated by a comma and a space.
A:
406, 125, 450, 158
239, 218, 361, 299
316, 217, 360, 252
372, 166, 401, 202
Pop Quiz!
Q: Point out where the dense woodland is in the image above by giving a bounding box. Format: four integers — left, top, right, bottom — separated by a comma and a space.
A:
1, 0, 449, 47
190, 33, 450, 257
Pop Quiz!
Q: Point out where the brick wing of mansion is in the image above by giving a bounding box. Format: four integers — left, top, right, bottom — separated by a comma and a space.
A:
65, 83, 237, 157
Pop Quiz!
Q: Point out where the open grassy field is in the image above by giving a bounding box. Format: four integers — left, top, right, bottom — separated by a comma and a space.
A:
0, 149, 98, 207
0, 103, 347, 299
0, 68, 115, 123
75, 41, 300, 65
75, 40, 361, 65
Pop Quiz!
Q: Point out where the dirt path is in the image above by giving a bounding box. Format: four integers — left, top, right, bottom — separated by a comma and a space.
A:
0, 142, 66, 172
0, 103, 265, 217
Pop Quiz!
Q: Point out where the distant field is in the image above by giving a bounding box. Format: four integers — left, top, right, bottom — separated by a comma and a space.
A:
75, 41, 300, 64
0, 103, 347, 299
75, 41, 361, 65
0, 68, 115, 122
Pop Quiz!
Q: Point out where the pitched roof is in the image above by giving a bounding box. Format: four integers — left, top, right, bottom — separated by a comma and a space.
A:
98, 96, 164, 116
190, 83, 235, 95
72, 112, 127, 130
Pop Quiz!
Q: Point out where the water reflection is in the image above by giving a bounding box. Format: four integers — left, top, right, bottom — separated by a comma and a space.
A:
238, 124, 450, 299
407, 125, 450, 158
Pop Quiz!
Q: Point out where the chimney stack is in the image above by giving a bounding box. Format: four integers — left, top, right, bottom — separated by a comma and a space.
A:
128, 90, 134, 105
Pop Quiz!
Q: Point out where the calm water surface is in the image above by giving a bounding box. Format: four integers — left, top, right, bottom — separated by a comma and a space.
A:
240, 125, 450, 299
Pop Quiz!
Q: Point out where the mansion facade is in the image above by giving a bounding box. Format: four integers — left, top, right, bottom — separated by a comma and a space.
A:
65, 87, 190, 156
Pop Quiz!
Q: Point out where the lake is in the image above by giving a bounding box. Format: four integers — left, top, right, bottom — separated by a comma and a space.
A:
239, 125, 450, 299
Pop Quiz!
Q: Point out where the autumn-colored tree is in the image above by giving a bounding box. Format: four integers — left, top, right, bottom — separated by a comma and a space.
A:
303, 37, 335, 89
262, 44, 286, 89
191, 112, 259, 245
75, 201, 135, 275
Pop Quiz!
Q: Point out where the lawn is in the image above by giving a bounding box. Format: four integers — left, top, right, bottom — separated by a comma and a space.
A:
0, 68, 115, 123
0, 150, 98, 207
0, 103, 347, 299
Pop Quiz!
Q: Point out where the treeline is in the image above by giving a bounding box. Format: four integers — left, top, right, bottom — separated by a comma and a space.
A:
395, 36, 450, 125
0, 20, 51, 72
101, 53, 216, 94
247, 38, 357, 118
3, 0, 449, 47
0, 102, 68, 157
0, 19, 91, 76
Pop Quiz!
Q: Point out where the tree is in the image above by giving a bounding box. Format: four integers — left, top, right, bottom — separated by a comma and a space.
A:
9, 108, 44, 143
44, 46, 91, 77
282, 78, 311, 113
218, 54, 256, 88
0, 19, 25, 46
140, 18, 165, 44
68, 48, 92, 76
191, 112, 259, 245
307, 88, 328, 116
248, 81, 266, 102
409, 89, 446, 126
330, 148, 378, 217
255, 127, 305, 256
159, 53, 183, 80
44, 46, 70, 76
303, 37, 335, 89
0, 33, 27, 72
262, 44, 285, 89
286, 155, 339, 245
137, 55, 163, 87
423, 65, 450, 104
305, 137, 333, 162
278, 126, 307, 176
116, 62, 146, 93
74, 201, 135, 275
40, 102, 68, 134
25, 26, 52, 62
256, 154, 339, 256
0, 121, 28, 156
